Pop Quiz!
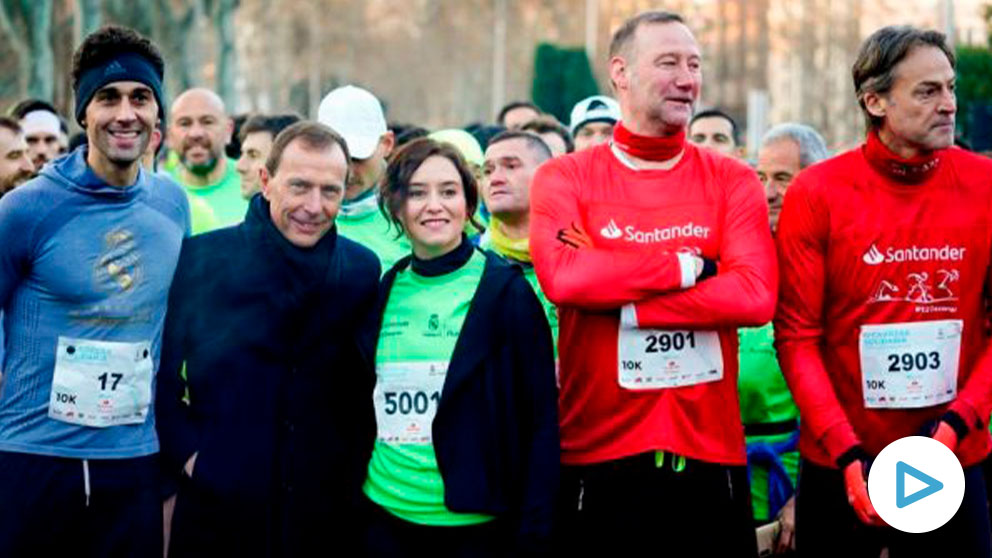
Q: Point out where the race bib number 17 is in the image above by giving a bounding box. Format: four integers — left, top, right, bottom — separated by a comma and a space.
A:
617, 327, 724, 390
49, 337, 153, 428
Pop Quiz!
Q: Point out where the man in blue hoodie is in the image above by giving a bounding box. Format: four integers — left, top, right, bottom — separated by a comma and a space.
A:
0, 25, 188, 557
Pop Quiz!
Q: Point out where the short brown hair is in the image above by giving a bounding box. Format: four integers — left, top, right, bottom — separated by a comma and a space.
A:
521, 117, 574, 154
380, 138, 483, 238
488, 130, 554, 161
852, 25, 955, 130
265, 121, 350, 178
609, 11, 685, 60
240, 113, 301, 143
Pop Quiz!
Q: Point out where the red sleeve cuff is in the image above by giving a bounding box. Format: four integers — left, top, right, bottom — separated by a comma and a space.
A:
820, 420, 862, 464
949, 399, 982, 436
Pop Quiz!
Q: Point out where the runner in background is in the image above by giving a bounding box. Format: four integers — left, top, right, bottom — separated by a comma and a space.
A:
167, 87, 247, 227
318, 85, 411, 271
741, 122, 829, 555
569, 95, 621, 152
236, 113, 301, 200
775, 25, 992, 556
479, 130, 559, 358
689, 107, 743, 159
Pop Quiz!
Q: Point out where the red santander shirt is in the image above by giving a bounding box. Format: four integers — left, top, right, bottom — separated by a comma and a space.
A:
775, 136, 992, 468
530, 142, 777, 466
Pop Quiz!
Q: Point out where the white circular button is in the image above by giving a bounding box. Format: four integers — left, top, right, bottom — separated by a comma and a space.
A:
867, 435, 965, 533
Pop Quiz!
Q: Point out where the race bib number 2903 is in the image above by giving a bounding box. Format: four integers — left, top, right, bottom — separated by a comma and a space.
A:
617, 327, 724, 390
860, 320, 961, 409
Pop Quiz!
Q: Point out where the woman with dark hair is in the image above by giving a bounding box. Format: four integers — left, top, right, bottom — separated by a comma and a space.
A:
361, 138, 558, 556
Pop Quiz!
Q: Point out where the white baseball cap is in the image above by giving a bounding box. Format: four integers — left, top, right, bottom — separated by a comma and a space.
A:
317, 85, 387, 159
569, 95, 621, 135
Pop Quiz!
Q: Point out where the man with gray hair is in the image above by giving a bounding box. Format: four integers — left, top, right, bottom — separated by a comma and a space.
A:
757, 123, 829, 231
739, 122, 828, 556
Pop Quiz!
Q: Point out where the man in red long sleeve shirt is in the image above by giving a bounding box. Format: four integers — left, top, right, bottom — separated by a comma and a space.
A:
530, 11, 776, 556
775, 26, 992, 556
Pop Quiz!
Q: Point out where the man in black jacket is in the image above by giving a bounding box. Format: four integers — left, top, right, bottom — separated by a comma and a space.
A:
158, 121, 380, 557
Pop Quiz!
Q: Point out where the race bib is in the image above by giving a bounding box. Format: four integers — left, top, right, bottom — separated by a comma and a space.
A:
49, 337, 153, 427
374, 361, 446, 445
859, 320, 961, 409
618, 327, 724, 389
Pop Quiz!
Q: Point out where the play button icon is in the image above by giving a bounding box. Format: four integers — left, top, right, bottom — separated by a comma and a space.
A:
895, 461, 943, 508
868, 436, 965, 533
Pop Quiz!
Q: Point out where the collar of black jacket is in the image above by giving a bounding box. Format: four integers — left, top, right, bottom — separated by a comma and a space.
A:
410, 234, 474, 277
244, 193, 338, 284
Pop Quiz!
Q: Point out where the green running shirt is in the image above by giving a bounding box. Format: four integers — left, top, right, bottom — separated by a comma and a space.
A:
337, 206, 411, 273
169, 158, 247, 227
363, 250, 493, 526
738, 323, 799, 521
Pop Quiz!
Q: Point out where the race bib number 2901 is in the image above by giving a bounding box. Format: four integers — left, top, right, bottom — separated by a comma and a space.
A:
49, 337, 153, 428
617, 327, 724, 390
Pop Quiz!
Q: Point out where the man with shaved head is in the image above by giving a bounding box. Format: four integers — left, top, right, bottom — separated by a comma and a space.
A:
168, 87, 246, 226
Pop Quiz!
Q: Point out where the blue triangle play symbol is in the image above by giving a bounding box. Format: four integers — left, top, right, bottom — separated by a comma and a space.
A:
896, 461, 943, 508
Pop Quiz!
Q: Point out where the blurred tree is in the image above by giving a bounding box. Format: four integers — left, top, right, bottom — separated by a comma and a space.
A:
75, 0, 102, 45
531, 42, 598, 124
0, 0, 55, 100
210, 0, 239, 109
955, 45, 992, 150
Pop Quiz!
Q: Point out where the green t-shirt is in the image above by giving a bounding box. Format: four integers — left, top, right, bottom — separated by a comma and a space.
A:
738, 323, 800, 522
186, 193, 220, 235
336, 198, 410, 273
169, 158, 247, 227
363, 250, 493, 526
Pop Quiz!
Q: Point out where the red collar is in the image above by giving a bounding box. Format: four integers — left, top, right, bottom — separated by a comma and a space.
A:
613, 121, 686, 162
863, 130, 941, 184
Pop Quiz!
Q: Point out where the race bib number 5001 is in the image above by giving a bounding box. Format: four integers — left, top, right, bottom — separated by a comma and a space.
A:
859, 320, 961, 409
49, 337, 153, 427
374, 361, 446, 445
617, 327, 724, 390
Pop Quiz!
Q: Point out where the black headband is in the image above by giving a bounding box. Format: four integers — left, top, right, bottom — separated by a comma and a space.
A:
74, 53, 165, 126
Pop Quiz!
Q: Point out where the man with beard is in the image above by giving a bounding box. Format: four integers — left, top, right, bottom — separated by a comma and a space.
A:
0, 25, 188, 556
318, 85, 410, 271
0, 117, 34, 198
0, 116, 35, 377
10, 99, 64, 169
167, 87, 246, 226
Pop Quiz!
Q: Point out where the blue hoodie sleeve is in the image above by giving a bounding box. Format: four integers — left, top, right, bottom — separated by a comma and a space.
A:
0, 187, 39, 309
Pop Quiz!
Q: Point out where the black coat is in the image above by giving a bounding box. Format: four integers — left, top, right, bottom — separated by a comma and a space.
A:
367, 246, 559, 553
157, 196, 380, 557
